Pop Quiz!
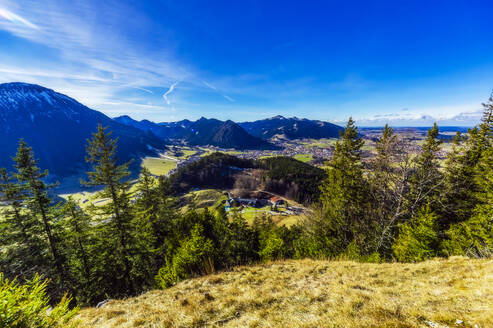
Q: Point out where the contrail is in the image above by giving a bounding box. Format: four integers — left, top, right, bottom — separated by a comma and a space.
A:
223, 95, 234, 102
133, 86, 153, 94
202, 80, 217, 91
163, 81, 179, 105
203, 80, 234, 102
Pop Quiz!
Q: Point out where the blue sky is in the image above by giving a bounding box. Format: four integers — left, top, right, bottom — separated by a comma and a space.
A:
0, 0, 492, 126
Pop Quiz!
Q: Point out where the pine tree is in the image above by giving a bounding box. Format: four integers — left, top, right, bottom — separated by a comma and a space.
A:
133, 168, 159, 252
131, 168, 167, 285
11, 140, 66, 284
82, 124, 135, 296
308, 118, 371, 256
442, 96, 493, 257
407, 123, 443, 217
441, 132, 478, 227
0, 168, 45, 277
368, 124, 413, 257
155, 175, 179, 263
58, 197, 94, 303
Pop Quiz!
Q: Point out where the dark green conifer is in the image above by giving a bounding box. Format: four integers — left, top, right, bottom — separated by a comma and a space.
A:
12, 140, 66, 283
82, 124, 135, 296
308, 118, 371, 256
0, 167, 45, 277
407, 123, 443, 217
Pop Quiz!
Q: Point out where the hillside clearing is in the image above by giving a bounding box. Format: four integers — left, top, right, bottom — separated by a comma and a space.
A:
142, 157, 177, 176
73, 257, 493, 327
293, 153, 313, 163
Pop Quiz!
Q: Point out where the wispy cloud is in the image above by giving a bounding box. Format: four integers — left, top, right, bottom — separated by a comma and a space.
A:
223, 95, 235, 102
202, 80, 234, 102
0, 7, 38, 29
163, 81, 179, 106
127, 86, 154, 94
100, 101, 166, 110
202, 80, 217, 91
0, 0, 193, 116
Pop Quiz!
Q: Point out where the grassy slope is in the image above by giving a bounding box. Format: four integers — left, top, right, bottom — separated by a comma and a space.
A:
179, 189, 226, 212
142, 157, 177, 176
73, 257, 492, 328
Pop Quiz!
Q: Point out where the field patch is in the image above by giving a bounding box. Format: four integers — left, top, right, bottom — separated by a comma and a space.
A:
142, 157, 177, 176
293, 153, 313, 162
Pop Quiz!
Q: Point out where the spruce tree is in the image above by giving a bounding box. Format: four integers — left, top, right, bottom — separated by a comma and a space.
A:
441, 132, 478, 227
442, 96, 493, 257
407, 123, 443, 217
131, 168, 166, 285
58, 197, 94, 303
82, 124, 135, 296
11, 140, 66, 283
311, 118, 371, 256
0, 168, 45, 277
368, 124, 412, 257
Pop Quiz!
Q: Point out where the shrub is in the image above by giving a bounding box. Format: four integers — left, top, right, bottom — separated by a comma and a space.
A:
392, 206, 439, 262
259, 232, 284, 261
441, 206, 493, 258
156, 224, 215, 288
0, 273, 78, 328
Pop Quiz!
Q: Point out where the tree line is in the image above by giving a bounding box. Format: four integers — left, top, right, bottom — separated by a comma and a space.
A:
0, 96, 491, 316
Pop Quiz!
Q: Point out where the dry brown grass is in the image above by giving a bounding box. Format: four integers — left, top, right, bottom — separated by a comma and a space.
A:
73, 257, 493, 327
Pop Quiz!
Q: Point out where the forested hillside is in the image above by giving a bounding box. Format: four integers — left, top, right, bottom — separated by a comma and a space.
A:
167, 153, 326, 204
168, 152, 257, 193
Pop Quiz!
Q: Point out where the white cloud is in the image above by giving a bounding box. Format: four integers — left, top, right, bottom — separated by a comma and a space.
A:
353, 107, 483, 127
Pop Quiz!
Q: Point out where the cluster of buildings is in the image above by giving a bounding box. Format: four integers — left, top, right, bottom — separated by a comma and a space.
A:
225, 195, 286, 210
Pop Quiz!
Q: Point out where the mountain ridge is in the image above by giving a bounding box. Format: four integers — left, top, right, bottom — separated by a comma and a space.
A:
114, 115, 345, 147
115, 115, 278, 150
185, 117, 276, 149
239, 115, 344, 140
0, 82, 165, 177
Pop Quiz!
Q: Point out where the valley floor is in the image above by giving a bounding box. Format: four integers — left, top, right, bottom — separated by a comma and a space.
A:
73, 257, 492, 327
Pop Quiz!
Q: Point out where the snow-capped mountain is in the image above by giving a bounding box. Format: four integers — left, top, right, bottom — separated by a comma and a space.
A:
0, 82, 165, 177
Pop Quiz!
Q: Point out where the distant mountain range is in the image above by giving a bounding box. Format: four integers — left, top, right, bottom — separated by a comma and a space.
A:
0, 82, 346, 178
0, 83, 164, 176
114, 115, 193, 140
115, 115, 276, 150
115, 114, 344, 143
239, 115, 344, 139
